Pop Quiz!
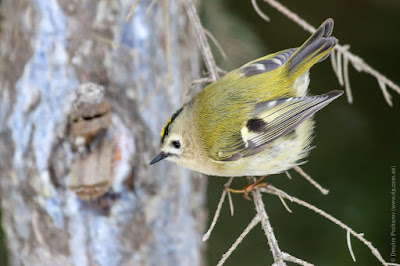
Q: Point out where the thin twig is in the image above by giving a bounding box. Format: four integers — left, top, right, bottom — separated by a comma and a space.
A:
225, 177, 235, 216
251, 177, 287, 265
32, 211, 46, 246
184, 0, 219, 81
263, 185, 293, 202
251, 0, 270, 22
125, 0, 141, 22
203, 177, 234, 241
263, 0, 315, 32
140, 81, 162, 110
145, 0, 159, 16
330, 49, 339, 79
293, 166, 329, 195
261, 0, 400, 104
217, 66, 228, 75
284, 170, 292, 179
378, 78, 393, 107
203, 28, 227, 60
260, 185, 294, 214
217, 215, 261, 266
343, 51, 354, 103
215, 180, 309, 265
164, 0, 173, 85
347, 230, 357, 262
280, 252, 314, 266
263, 187, 397, 266
252, 184, 312, 265
278, 195, 292, 213
191, 77, 214, 85
336, 44, 400, 95
227, 188, 234, 216
336, 50, 344, 86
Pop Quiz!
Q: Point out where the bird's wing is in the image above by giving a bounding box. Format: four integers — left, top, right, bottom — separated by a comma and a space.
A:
238, 18, 336, 79
213, 90, 343, 161
239, 48, 297, 77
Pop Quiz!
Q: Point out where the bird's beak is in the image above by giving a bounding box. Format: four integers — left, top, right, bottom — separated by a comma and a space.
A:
149, 152, 170, 165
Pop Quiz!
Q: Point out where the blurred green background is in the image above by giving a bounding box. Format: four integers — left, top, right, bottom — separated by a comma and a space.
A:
202, 0, 400, 265
0, 0, 399, 265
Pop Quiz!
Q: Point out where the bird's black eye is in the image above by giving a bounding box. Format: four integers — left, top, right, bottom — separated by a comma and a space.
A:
172, 140, 181, 149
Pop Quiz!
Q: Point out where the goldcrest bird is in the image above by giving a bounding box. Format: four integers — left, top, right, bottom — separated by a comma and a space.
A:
150, 18, 343, 178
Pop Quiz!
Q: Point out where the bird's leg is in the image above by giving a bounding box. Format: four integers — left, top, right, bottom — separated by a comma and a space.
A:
225, 176, 268, 200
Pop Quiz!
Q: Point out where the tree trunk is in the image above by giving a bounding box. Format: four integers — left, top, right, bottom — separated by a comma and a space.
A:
0, 0, 206, 265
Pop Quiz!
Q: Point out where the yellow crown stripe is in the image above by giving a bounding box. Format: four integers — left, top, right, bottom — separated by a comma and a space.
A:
160, 105, 186, 143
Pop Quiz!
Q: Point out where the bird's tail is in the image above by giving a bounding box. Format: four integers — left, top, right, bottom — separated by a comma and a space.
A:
285, 18, 337, 78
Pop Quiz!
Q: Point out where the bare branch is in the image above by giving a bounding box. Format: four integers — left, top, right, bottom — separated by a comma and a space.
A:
217, 215, 261, 266
227, 188, 234, 216
278, 195, 292, 213
262, 185, 293, 202
32, 211, 46, 246
203, 177, 234, 241
125, 0, 141, 22
263, 187, 396, 266
185, 0, 219, 81
284, 170, 292, 179
190, 77, 215, 85
343, 52, 354, 103
336, 44, 400, 95
280, 252, 314, 266
260, 0, 400, 105
164, 0, 173, 85
217, 66, 228, 75
378, 78, 393, 107
140, 80, 163, 110
251, 0, 270, 22
330, 49, 339, 80
263, 0, 316, 32
336, 50, 344, 86
251, 186, 287, 265
347, 230, 357, 262
203, 28, 227, 60
145, 0, 159, 16
251, 184, 311, 265
293, 166, 329, 195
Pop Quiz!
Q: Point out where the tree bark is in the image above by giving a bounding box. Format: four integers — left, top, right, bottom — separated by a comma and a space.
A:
0, 0, 206, 265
